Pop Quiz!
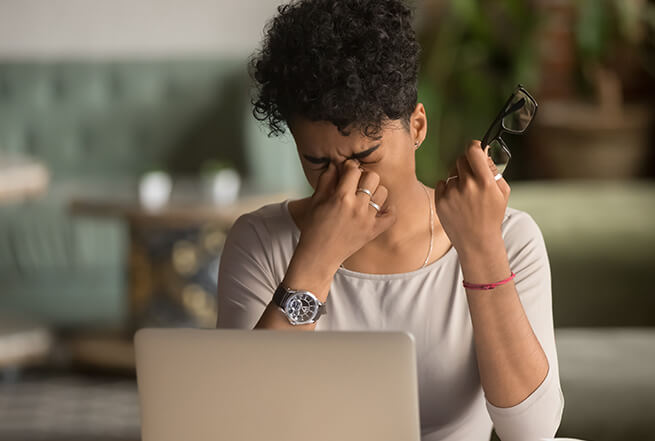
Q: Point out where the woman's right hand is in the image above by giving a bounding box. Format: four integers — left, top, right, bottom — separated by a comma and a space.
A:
295, 159, 397, 272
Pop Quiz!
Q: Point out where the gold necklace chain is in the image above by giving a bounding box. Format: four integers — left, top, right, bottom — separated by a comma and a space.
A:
420, 182, 434, 268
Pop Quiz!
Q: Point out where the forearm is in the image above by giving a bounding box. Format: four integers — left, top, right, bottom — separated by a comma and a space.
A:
254, 246, 335, 330
458, 235, 549, 408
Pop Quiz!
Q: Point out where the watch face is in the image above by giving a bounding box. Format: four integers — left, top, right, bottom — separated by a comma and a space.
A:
284, 291, 319, 325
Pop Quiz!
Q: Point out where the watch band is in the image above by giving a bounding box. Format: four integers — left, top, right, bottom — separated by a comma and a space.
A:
272, 283, 293, 309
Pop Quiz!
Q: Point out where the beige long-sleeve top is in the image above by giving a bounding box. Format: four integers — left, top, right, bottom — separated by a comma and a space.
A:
216, 198, 564, 441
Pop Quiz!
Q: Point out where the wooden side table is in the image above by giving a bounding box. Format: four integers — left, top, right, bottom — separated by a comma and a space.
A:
68, 187, 296, 369
70, 189, 294, 330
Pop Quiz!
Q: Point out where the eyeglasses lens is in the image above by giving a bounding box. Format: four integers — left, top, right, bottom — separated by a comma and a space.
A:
502, 90, 536, 133
488, 139, 511, 174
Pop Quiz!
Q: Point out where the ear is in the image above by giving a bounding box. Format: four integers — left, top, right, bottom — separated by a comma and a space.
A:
410, 103, 427, 146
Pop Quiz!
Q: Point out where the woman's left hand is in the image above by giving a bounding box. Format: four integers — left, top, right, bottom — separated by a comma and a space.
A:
434, 140, 511, 257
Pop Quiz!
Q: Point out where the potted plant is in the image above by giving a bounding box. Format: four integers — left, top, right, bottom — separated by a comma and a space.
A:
532, 0, 655, 179
199, 159, 241, 205
415, 1, 541, 183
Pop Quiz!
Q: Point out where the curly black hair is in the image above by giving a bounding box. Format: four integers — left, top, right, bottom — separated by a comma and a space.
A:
249, 0, 421, 138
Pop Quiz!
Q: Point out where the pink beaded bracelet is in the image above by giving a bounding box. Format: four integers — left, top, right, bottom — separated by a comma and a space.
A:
462, 271, 516, 290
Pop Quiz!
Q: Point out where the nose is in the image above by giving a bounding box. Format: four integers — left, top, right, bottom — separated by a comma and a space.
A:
335, 158, 361, 176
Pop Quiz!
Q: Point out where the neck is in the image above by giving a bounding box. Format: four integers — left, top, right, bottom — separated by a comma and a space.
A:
368, 179, 434, 250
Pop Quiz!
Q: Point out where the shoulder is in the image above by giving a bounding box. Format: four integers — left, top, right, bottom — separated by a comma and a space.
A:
500, 206, 550, 276
226, 198, 298, 250
230, 199, 289, 230
221, 199, 300, 287
501, 206, 543, 242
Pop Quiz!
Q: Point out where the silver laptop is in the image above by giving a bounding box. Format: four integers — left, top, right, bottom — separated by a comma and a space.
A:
134, 328, 421, 441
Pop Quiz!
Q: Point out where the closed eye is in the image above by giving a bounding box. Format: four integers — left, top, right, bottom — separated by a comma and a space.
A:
312, 158, 376, 171
304, 144, 380, 166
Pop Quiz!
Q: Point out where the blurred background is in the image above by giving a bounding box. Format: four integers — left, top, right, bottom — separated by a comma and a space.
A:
0, 0, 653, 440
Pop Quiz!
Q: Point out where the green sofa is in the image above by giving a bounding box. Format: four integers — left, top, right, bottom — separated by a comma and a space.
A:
508, 180, 655, 441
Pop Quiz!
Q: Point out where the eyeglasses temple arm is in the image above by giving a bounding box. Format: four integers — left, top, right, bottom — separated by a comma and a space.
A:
480, 88, 518, 150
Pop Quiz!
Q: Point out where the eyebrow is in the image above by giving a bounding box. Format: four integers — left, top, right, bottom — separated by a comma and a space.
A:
303, 144, 381, 164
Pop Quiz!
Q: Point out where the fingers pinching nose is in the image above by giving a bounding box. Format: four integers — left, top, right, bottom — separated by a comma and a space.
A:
346, 158, 364, 171
351, 160, 364, 172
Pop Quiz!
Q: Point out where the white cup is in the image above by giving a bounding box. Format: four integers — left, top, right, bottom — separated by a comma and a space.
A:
203, 168, 241, 205
139, 171, 172, 210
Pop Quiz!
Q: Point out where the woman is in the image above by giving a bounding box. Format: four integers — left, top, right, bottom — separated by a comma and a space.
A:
216, 1, 564, 440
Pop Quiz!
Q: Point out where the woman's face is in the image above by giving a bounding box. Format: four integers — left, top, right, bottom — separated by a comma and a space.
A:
289, 103, 427, 194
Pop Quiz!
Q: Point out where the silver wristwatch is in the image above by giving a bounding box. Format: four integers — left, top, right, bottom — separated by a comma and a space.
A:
272, 283, 327, 325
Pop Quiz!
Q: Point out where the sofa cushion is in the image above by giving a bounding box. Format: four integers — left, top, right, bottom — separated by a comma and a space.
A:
509, 180, 655, 327
0, 59, 250, 178
555, 327, 655, 440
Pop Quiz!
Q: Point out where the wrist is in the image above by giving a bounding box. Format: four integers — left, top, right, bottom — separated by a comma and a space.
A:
296, 238, 342, 267
293, 241, 341, 274
284, 250, 337, 303
458, 235, 511, 285
281, 273, 331, 303
457, 233, 505, 263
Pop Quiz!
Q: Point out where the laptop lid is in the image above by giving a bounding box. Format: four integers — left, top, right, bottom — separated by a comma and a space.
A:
134, 328, 421, 441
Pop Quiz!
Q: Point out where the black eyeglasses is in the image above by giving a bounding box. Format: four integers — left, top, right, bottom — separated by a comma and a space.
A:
480, 84, 538, 177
